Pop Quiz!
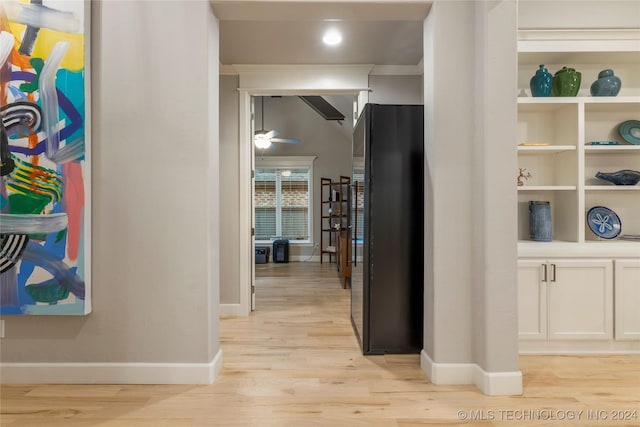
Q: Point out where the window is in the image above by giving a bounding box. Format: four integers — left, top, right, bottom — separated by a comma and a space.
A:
255, 157, 316, 243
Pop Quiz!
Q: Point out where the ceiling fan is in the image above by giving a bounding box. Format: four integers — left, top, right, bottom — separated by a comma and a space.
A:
254, 97, 301, 149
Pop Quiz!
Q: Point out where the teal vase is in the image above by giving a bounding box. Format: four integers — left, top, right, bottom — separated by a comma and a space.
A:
530, 65, 553, 97
552, 67, 581, 97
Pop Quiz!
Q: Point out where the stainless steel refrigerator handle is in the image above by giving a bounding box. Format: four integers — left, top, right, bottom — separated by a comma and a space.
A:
541, 263, 547, 282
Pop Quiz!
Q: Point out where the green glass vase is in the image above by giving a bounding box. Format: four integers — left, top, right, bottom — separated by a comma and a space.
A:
551, 66, 581, 96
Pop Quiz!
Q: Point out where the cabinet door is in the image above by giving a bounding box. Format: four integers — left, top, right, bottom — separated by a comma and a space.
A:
518, 260, 547, 340
548, 259, 613, 340
615, 260, 640, 341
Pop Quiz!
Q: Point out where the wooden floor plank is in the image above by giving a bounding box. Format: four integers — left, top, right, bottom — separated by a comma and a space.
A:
2, 262, 639, 426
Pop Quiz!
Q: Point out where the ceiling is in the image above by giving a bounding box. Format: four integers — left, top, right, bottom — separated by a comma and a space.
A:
212, 1, 431, 66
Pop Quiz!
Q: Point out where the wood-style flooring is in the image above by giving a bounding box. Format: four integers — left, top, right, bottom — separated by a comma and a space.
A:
1, 262, 639, 426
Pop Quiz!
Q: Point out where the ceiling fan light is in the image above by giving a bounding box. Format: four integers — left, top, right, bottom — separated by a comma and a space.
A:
254, 133, 272, 149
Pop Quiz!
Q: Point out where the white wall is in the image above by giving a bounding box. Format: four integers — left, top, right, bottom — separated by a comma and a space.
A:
518, 0, 639, 29
220, 75, 241, 304
369, 75, 423, 104
423, 0, 474, 365
422, 0, 521, 395
1, 1, 220, 382
470, 0, 519, 376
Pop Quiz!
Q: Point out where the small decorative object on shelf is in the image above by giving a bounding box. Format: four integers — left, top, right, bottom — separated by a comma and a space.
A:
529, 201, 552, 242
618, 120, 640, 145
551, 66, 581, 96
587, 141, 619, 145
530, 64, 553, 97
517, 168, 532, 186
519, 142, 550, 146
587, 206, 621, 240
590, 69, 621, 97
595, 169, 640, 186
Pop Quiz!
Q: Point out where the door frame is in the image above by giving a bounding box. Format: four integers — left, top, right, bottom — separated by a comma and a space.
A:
236, 64, 373, 314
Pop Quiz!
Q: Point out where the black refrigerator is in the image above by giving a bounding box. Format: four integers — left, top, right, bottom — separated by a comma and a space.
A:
350, 103, 424, 355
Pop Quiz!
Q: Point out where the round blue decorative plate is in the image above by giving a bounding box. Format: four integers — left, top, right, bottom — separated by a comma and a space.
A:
587, 206, 621, 239
618, 120, 640, 145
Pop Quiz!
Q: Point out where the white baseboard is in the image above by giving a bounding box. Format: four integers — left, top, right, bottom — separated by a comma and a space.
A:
288, 256, 320, 262
473, 364, 523, 396
0, 349, 224, 385
420, 350, 475, 384
220, 303, 248, 317
420, 350, 522, 396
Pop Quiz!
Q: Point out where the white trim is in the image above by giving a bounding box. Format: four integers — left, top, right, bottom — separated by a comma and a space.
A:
518, 29, 640, 42
255, 156, 317, 168
236, 64, 372, 92
237, 66, 370, 318
255, 156, 317, 250
519, 340, 640, 354
220, 304, 245, 317
420, 350, 474, 384
288, 255, 321, 262
473, 365, 523, 396
83, 0, 92, 315
0, 350, 224, 385
233, 64, 374, 74
518, 29, 640, 53
370, 64, 424, 76
239, 92, 252, 317
238, 88, 371, 96
420, 350, 523, 396
220, 64, 237, 75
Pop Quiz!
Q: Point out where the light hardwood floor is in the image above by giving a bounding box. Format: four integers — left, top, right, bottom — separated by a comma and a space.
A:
1, 262, 639, 426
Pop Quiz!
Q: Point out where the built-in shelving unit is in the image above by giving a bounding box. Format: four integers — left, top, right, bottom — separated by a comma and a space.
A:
516, 29, 640, 353
517, 39, 640, 246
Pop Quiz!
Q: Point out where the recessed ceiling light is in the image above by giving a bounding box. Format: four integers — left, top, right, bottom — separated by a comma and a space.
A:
322, 29, 342, 46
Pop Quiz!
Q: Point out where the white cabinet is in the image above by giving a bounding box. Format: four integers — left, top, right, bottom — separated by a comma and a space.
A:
518, 260, 547, 340
614, 259, 640, 341
518, 259, 613, 341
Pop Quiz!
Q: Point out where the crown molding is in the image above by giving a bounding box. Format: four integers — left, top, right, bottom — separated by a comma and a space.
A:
370, 62, 423, 76
518, 29, 640, 53
223, 63, 425, 76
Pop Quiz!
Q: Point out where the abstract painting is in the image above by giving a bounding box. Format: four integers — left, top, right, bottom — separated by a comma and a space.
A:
0, 0, 90, 315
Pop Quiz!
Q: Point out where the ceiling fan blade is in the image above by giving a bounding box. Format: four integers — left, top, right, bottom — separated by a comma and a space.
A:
271, 137, 301, 144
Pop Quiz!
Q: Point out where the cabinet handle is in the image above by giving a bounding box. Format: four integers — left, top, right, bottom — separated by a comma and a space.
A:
541, 264, 547, 282
550, 264, 556, 282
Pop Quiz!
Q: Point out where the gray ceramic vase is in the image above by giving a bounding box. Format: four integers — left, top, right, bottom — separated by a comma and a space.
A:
590, 69, 621, 97
529, 201, 552, 242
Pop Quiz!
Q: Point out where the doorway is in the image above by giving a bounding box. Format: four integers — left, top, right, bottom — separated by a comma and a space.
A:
250, 94, 358, 310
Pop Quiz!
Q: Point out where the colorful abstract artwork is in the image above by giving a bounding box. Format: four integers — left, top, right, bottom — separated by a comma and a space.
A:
0, 1, 90, 315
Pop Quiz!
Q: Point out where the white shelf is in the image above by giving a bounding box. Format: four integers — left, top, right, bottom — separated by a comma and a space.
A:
585, 185, 640, 191
518, 96, 640, 105
518, 145, 576, 154
585, 145, 640, 153
518, 240, 640, 258
518, 186, 577, 191
517, 29, 640, 255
